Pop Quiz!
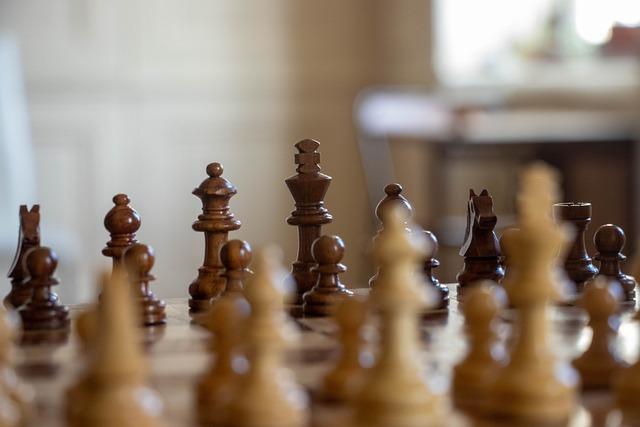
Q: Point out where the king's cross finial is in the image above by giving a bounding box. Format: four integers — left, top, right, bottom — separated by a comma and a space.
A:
294, 139, 321, 174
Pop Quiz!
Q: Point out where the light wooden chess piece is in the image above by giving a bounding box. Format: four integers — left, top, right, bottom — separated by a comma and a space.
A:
65, 274, 105, 424
613, 296, 640, 424
197, 295, 249, 427
226, 247, 309, 427
486, 163, 579, 425
573, 277, 624, 390
69, 270, 165, 427
355, 207, 444, 427
320, 296, 371, 404
452, 282, 506, 415
0, 306, 33, 427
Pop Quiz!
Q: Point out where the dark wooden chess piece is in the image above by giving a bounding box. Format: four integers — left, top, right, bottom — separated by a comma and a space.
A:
303, 235, 353, 317
368, 183, 412, 288
103, 194, 141, 274
123, 243, 166, 326
553, 202, 598, 294
19, 247, 69, 334
220, 239, 252, 297
189, 162, 241, 313
423, 230, 449, 309
5, 205, 40, 308
285, 139, 332, 312
594, 224, 637, 303
457, 189, 504, 293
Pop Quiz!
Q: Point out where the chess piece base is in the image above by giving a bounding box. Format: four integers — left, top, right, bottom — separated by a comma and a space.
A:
140, 296, 166, 326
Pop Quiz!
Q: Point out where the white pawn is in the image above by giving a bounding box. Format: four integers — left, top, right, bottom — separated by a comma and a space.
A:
487, 163, 579, 425
0, 306, 32, 427
452, 282, 505, 415
70, 270, 165, 427
573, 277, 624, 390
355, 207, 445, 427
226, 247, 309, 427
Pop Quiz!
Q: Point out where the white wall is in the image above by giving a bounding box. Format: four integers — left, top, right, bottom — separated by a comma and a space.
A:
0, 0, 386, 302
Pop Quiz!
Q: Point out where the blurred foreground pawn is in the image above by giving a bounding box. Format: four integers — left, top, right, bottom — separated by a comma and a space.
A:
572, 277, 624, 390
123, 243, 166, 326
423, 230, 448, 309
594, 224, 637, 303
227, 247, 309, 427
0, 306, 33, 426
285, 139, 333, 310
355, 208, 445, 427
452, 282, 505, 415
553, 203, 598, 294
189, 163, 241, 313
303, 235, 353, 317
320, 296, 370, 404
499, 228, 519, 293
19, 247, 70, 339
196, 296, 249, 427
457, 189, 504, 294
220, 239, 252, 299
487, 163, 578, 425
102, 194, 141, 274
65, 274, 104, 424
5, 205, 40, 309
368, 183, 412, 288
69, 270, 165, 427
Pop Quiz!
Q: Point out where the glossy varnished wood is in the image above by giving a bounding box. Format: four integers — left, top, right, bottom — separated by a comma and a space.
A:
5, 205, 41, 309
286, 140, 333, 308
553, 202, 598, 295
124, 243, 167, 326
188, 163, 241, 313
457, 189, 504, 293
102, 194, 141, 274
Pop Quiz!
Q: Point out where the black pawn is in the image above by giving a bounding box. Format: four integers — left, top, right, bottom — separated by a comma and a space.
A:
303, 235, 353, 317
423, 230, 448, 309
19, 247, 70, 332
594, 224, 637, 303
220, 239, 252, 296
123, 243, 166, 326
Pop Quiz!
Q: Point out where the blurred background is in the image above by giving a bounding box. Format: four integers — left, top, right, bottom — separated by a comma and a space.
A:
0, 0, 639, 303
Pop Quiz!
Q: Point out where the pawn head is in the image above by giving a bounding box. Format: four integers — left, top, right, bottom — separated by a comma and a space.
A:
25, 246, 58, 279
312, 235, 345, 265
423, 230, 438, 256
123, 243, 155, 277
220, 239, 252, 270
595, 224, 625, 254
462, 281, 505, 323
581, 276, 621, 319
335, 296, 367, 331
205, 295, 250, 335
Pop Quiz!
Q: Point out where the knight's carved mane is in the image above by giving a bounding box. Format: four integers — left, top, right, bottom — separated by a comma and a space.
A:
8, 205, 41, 279
459, 189, 499, 257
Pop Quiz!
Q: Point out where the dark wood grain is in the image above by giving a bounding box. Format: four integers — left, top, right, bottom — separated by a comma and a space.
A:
553, 202, 598, 295
188, 162, 241, 313
457, 189, 504, 292
5, 205, 41, 308
286, 140, 333, 308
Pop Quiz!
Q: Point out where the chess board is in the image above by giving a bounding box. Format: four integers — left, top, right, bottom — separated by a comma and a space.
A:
15, 285, 638, 427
